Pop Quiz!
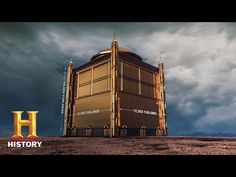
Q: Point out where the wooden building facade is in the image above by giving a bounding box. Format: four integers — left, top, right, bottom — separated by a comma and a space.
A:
63, 39, 167, 137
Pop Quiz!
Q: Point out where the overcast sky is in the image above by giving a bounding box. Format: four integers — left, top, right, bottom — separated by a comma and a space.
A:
0, 22, 236, 137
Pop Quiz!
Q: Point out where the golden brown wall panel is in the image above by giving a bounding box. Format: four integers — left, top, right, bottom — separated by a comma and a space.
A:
120, 92, 157, 128
78, 84, 91, 97
93, 79, 109, 94
93, 62, 109, 80
141, 69, 153, 84
74, 112, 110, 128
79, 69, 91, 84
141, 84, 154, 98
123, 63, 138, 80
120, 111, 157, 128
123, 79, 139, 94
73, 93, 111, 128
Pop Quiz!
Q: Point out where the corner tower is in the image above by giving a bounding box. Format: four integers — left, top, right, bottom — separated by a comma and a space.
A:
110, 37, 120, 137
155, 61, 167, 135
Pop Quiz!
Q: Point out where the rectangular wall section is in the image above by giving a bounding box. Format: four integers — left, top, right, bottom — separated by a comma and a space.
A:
141, 84, 154, 97
93, 79, 110, 94
93, 62, 110, 80
141, 69, 153, 84
72, 92, 111, 128
123, 79, 139, 94
120, 92, 157, 129
77, 61, 110, 98
120, 62, 155, 98
79, 69, 91, 84
78, 84, 91, 97
123, 62, 139, 80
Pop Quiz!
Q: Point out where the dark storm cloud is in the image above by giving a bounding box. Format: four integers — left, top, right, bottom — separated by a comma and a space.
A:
41, 22, 188, 36
0, 22, 236, 137
0, 23, 69, 136
0, 23, 36, 40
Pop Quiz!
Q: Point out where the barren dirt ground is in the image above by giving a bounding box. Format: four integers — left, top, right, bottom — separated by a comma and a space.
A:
1, 136, 236, 155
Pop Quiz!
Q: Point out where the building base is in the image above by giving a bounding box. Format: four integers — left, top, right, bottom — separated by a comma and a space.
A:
66, 128, 165, 137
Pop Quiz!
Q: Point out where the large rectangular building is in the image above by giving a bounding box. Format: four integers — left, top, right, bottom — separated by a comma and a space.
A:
63, 39, 167, 137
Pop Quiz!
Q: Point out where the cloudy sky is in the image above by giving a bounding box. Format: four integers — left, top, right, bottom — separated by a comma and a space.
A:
0, 22, 236, 137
